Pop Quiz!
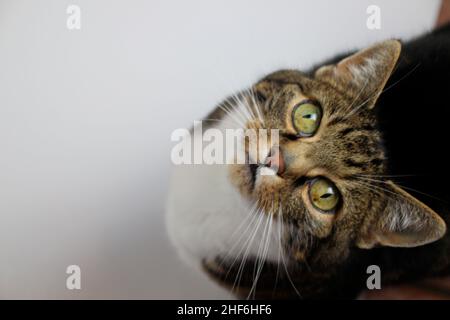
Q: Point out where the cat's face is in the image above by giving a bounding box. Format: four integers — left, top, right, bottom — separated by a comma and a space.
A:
202, 40, 446, 298
229, 72, 385, 265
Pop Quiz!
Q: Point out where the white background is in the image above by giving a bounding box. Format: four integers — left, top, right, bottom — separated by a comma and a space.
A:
0, 0, 441, 298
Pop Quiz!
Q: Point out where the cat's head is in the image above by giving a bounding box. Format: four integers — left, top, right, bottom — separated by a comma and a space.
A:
203, 40, 446, 298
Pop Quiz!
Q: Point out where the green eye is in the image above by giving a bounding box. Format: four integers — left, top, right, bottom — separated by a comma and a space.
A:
309, 178, 340, 212
292, 101, 322, 136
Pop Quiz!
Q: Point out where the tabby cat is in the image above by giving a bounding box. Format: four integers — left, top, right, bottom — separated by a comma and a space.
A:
166, 23, 450, 299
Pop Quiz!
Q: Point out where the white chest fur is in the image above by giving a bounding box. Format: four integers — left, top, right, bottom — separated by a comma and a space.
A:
165, 112, 281, 271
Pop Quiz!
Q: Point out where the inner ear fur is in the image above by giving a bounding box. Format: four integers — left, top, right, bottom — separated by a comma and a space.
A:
357, 181, 447, 249
315, 40, 401, 109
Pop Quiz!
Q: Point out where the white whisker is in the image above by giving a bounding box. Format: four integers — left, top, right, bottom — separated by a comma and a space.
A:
216, 202, 260, 271
247, 210, 271, 299
231, 207, 266, 294
279, 207, 302, 298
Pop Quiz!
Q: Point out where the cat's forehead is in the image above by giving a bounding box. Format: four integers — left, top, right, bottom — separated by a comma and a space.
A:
256, 70, 355, 111
254, 81, 385, 181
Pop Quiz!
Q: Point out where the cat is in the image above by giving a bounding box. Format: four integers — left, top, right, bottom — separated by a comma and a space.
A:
166, 23, 450, 299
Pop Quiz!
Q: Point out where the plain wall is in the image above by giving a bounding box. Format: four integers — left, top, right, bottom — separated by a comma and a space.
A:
0, 0, 441, 298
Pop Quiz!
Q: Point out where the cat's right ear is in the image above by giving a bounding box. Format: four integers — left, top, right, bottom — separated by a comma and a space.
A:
314, 40, 401, 109
356, 181, 447, 249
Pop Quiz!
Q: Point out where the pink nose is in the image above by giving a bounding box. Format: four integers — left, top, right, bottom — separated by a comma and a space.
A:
264, 146, 285, 175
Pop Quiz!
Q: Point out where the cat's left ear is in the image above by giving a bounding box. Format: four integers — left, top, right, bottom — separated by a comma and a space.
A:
315, 40, 401, 109
356, 181, 446, 249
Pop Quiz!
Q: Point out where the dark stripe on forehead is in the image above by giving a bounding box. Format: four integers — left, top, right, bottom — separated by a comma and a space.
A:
344, 159, 367, 169
370, 158, 384, 167
344, 156, 384, 171
338, 124, 376, 137
339, 127, 356, 136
